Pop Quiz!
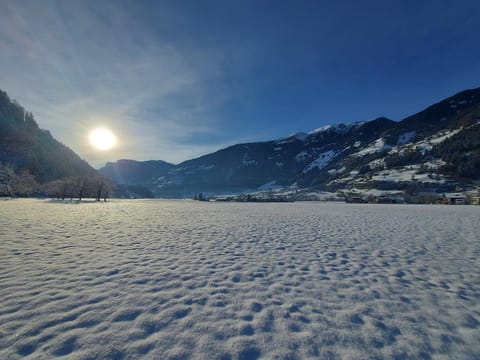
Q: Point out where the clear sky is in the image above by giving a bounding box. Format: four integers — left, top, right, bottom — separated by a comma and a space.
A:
1, 0, 479, 166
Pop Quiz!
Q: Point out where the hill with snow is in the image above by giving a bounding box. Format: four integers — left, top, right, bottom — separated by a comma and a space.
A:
99, 87, 480, 198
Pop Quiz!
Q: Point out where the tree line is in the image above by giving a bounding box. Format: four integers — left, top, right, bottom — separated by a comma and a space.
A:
0, 162, 114, 201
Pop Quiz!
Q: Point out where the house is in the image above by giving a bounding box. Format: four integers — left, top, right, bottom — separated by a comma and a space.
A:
346, 195, 368, 203
466, 188, 480, 205
442, 193, 467, 205
374, 194, 404, 204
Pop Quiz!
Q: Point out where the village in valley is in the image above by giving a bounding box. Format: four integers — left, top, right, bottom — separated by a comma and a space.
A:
194, 185, 480, 205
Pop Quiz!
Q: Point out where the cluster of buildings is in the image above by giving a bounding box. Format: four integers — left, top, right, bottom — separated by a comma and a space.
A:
442, 190, 480, 205
345, 187, 480, 205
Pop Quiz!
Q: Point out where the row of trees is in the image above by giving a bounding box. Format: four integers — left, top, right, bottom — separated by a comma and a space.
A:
0, 163, 114, 201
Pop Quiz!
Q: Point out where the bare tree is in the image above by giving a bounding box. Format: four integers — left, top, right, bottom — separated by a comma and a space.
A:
42, 179, 66, 199
92, 176, 114, 202
74, 176, 89, 201
13, 170, 38, 196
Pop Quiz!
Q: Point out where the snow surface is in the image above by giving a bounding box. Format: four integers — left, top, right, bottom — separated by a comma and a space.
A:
1, 199, 480, 359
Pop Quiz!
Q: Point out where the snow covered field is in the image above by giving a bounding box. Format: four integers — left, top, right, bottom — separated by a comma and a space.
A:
1, 199, 479, 359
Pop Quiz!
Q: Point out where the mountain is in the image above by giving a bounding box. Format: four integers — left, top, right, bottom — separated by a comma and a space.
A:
99, 159, 174, 186
151, 117, 396, 197
0, 89, 96, 183
99, 87, 480, 198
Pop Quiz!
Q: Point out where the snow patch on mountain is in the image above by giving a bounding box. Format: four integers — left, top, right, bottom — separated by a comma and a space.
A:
309, 125, 332, 134
295, 151, 308, 162
328, 166, 346, 175
242, 154, 257, 166
422, 159, 446, 170
303, 150, 336, 173
276, 132, 308, 144
413, 128, 462, 154
368, 158, 385, 169
353, 138, 392, 157
257, 180, 282, 191
372, 168, 445, 184
293, 132, 308, 141
429, 128, 461, 144
308, 123, 354, 136
414, 142, 433, 153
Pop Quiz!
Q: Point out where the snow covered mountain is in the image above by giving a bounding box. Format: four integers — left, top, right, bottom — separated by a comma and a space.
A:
100, 87, 480, 198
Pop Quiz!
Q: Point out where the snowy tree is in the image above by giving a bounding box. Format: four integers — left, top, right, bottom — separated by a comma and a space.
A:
0, 163, 16, 196
0, 164, 38, 196
12, 170, 38, 196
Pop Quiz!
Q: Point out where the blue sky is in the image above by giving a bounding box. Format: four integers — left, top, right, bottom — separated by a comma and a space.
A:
1, 0, 479, 166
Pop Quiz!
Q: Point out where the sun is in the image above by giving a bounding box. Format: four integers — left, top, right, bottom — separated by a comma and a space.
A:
88, 128, 117, 151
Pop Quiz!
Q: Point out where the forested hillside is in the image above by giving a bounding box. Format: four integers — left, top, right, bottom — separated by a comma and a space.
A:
0, 90, 95, 182
0, 89, 111, 198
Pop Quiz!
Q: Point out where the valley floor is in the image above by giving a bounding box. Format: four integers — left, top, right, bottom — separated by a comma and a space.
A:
0, 199, 479, 359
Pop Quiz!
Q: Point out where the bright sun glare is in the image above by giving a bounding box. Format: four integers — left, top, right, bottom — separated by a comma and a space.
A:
89, 128, 117, 151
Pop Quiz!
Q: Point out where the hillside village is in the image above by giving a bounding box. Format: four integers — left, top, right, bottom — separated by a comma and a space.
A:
204, 186, 480, 205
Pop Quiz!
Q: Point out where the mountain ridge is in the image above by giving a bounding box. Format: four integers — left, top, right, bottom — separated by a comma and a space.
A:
99, 86, 480, 198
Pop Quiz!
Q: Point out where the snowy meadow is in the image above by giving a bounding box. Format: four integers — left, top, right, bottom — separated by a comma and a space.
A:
0, 199, 479, 359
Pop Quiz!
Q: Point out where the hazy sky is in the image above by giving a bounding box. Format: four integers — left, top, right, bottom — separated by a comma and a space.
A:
1, 0, 479, 166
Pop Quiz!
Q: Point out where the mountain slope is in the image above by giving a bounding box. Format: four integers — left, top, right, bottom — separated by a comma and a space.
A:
99, 159, 174, 186
0, 89, 96, 183
99, 87, 480, 198
149, 117, 396, 197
